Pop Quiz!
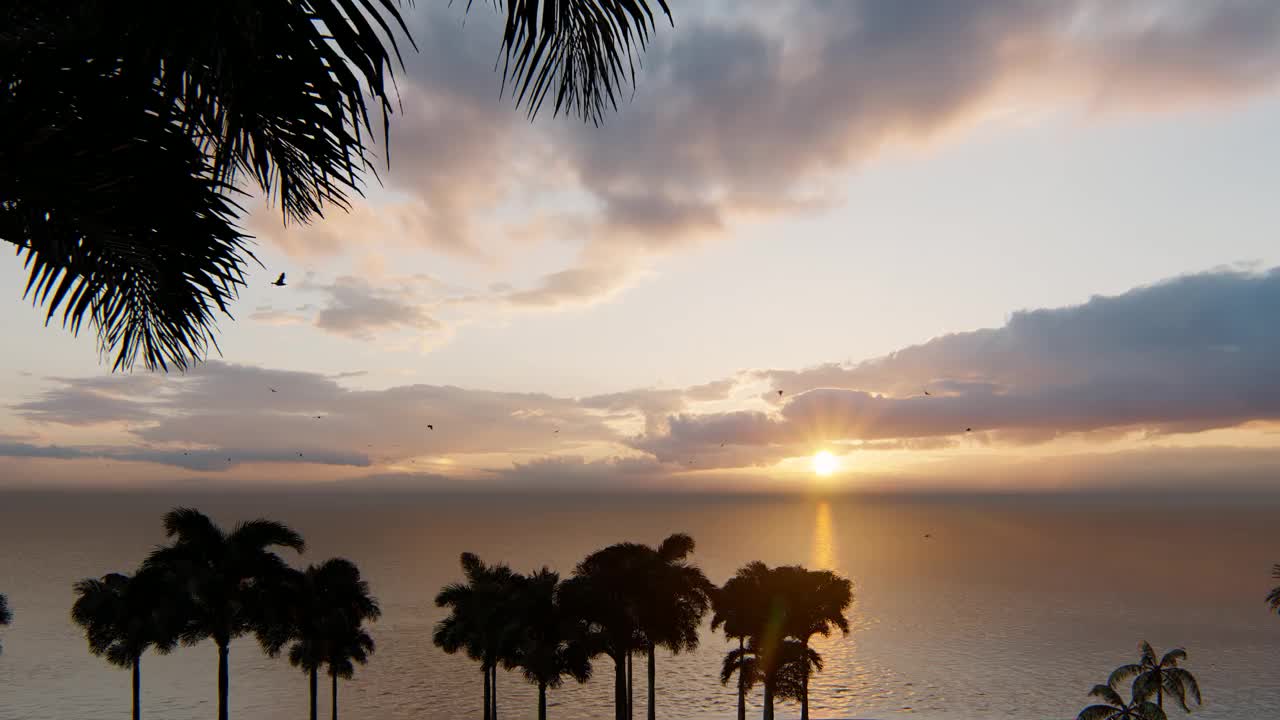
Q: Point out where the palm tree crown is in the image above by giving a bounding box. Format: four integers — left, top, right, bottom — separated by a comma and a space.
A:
2, 0, 673, 371
434, 552, 522, 720
503, 568, 593, 720
263, 558, 381, 720
1109, 642, 1201, 713
1078, 682, 1168, 720
143, 507, 305, 720
1267, 564, 1280, 613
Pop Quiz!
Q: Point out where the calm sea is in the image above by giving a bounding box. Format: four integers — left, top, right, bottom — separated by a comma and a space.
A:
0, 490, 1278, 720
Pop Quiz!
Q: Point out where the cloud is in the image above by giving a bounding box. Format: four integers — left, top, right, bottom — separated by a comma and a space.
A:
638, 268, 1280, 460
244, 1, 1280, 316
0, 440, 369, 471
9, 267, 1280, 489
7, 361, 621, 474
313, 276, 442, 340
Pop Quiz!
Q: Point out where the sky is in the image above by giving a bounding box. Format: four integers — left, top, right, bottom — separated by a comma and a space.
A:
4, 0, 1280, 493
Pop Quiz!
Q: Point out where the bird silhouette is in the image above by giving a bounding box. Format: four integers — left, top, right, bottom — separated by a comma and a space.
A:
298, 453, 304, 457
777, 390, 784, 397
924, 533, 932, 539
271, 272, 287, 287
427, 424, 434, 431
183, 452, 189, 456
553, 428, 559, 434
226, 457, 231, 462
965, 428, 972, 432
269, 388, 277, 393
923, 390, 931, 396
314, 416, 323, 419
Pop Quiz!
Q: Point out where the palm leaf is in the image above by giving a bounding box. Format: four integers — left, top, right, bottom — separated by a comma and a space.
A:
473, 0, 672, 125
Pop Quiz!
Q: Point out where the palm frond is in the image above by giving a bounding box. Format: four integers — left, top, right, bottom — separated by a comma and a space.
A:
162, 507, 225, 545
0, 593, 9, 626
1077, 705, 1121, 720
473, 0, 673, 125
1108, 663, 1143, 689
230, 519, 306, 554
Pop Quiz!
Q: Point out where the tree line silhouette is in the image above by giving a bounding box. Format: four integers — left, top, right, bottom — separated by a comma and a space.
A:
68, 508, 378, 720
6, 511, 1280, 718
432, 534, 853, 720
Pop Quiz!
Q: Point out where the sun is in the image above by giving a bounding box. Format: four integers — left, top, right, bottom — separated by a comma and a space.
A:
812, 450, 839, 477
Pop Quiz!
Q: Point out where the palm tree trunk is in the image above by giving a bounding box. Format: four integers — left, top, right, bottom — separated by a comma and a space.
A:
613, 653, 627, 720
1157, 684, 1164, 711
646, 643, 656, 720
330, 673, 337, 720
491, 664, 498, 720
483, 666, 491, 720
626, 652, 634, 720
538, 682, 547, 720
762, 679, 774, 720
736, 638, 745, 720
309, 667, 318, 720
217, 642, 230, 720
132, 655, 141, 720
800, 646, 810, 720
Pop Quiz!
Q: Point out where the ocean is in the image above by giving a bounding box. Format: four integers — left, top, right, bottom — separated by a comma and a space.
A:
0, 490, 1277, 720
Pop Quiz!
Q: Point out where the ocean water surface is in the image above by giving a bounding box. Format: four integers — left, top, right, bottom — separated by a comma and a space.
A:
0, 490, 1277, 720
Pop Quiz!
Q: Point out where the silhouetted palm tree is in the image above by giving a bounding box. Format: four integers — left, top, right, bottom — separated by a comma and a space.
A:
262, 559, 381, 720
324, 621, 376, 720
712, 563, 770, 720
1109, 642, 1201, 714
1078, 682, 1168, 720
3, 0, 672, 371
434, 552, 521, 720
634, 534, 713, 720
71, 570, 182, 720
143, 507, 305, 720
503, 568, 592, 720
778, 567, 852, 720
0, 592, 11, 655
559, 543, 653, 720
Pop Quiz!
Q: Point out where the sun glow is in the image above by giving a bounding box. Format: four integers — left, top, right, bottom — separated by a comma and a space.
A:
812, 450, 839, 477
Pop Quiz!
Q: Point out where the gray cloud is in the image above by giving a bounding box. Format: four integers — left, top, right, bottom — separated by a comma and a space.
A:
638, 268, 1280, 460
254, 1, 1280, 309
0, 440, 368, 471
313, 276, 442, 339
9, 361, 620, 473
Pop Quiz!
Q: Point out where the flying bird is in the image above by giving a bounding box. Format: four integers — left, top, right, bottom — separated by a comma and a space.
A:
427, 424, 434, 431
777, 390, 784, 398
923, 390, 931, 396
314, 416, 323, 419
298, 453, 304, 457
271, 272, 287, 287
965, 428, 972, 432
553, 428, 559, 434
924, 533, 932, 539
269, 388, 277, 393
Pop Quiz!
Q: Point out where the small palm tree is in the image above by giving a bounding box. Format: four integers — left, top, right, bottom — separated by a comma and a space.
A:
558, 543, 652, 720
1078, 682, 1168, 720
503, 569, 592, 720
323, 621, 376, 720
71, 570, 182, 720
434, 552, 521, 720
712, 563, 770, 720
0, 592, 11, 655
1109, 642, 1201, 713
262, 559, 381, 720
634, 534, 713, 720
779, 567, 852, 720
142, 507, 305, 720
